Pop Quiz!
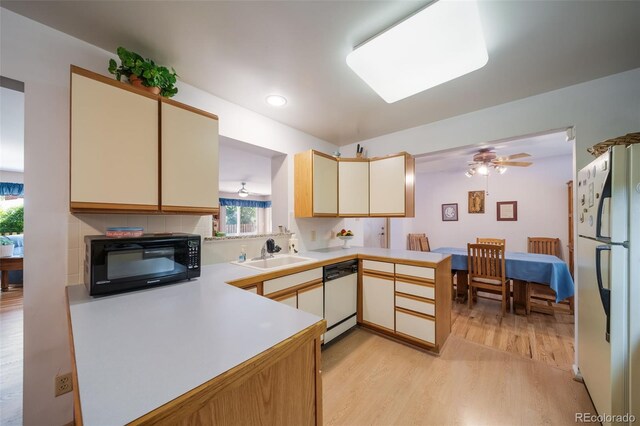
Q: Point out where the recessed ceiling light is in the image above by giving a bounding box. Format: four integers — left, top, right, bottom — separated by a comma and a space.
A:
266, 95, 287, 107
346, 0, 488, 103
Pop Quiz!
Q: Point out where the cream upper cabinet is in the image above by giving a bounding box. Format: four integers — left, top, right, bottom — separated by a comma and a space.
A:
338, 160, 369, 216
294, 151, 338, 217
70, 70, 159, 211
70, 66, 220, 215
369, 154, 415, 217
161, 100, 219, 213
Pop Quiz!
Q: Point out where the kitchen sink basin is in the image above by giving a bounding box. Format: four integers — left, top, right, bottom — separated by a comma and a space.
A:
232, 255, 316, 271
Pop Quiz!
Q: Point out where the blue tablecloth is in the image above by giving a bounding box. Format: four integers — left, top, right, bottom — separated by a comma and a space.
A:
432, 247, 574, 302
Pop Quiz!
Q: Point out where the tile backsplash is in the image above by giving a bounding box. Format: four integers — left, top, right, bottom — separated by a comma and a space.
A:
67, 213, 212, 285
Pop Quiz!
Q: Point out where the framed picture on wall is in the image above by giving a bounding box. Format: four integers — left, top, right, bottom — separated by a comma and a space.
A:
497, 201, 518, 221
441, 203, 458, 221
468, 191, 485, 214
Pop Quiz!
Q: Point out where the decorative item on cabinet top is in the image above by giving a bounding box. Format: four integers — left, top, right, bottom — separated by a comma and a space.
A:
294, 149, 414, 218
108, 46, 178, 98
69, 65, 219, 215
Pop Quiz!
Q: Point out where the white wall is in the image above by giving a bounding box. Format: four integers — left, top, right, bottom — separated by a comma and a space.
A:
0, 9, 338, 425
346, 67, 640, 172
0, 170, 24, 183
410, 155, 572, 254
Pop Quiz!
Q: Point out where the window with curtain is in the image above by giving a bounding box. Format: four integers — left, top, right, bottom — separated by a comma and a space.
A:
219, 198, 272, 236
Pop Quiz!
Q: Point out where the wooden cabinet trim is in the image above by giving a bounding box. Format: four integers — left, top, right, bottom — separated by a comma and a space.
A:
394, 330, 436, 350
395, 306, 436, 322
395, 274, 435, 286
311, 150, 336, 160
361, 255, 441, 269
70, 202, 158, 212
71, 65, 159, 100
362, 270, 395, 280
267, 278, 323, 301
161, 205, 219, 214
160, 97, 219, 120
297, 281, 324, 295
395, 291, 435, 304
128, 320, 325, 425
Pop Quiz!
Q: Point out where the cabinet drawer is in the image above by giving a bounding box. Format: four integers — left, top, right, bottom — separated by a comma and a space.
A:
245, 286, 258, 294
263, 268, 323, 295
395, 294, 434, 316
396, 309, 435, 344
395, 264, 434, 280
396, 279, 434, 300
274, 293, 297, 308
362, 260, 394, 274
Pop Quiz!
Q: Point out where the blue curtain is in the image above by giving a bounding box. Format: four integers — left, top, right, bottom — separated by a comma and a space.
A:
0, 182, 24, 197
219, 198, 271, 209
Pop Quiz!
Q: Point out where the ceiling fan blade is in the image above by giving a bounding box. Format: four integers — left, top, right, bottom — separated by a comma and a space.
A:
494, 161, 533, 167
502, 153, 531, 160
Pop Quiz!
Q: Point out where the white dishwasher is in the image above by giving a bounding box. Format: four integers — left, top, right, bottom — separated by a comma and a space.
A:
323, 260, 358, 344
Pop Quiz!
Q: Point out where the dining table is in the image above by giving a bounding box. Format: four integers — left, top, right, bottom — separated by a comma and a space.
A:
431, 247, 574, 313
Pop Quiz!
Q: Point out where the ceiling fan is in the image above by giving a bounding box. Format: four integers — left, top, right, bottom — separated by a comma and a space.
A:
465, 148, 532, 177
237, 182, 250, 198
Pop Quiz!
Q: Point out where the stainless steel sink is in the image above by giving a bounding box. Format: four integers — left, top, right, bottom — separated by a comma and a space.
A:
231, 255, 316, 271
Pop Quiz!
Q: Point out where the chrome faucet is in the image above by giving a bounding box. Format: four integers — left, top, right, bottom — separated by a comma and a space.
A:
257, 238, 281, 260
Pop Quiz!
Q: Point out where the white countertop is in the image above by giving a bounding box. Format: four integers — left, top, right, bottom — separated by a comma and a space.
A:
67, 246, 450, 425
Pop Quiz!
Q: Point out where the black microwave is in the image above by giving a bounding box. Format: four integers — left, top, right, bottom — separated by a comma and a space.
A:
84, 233, 201, 296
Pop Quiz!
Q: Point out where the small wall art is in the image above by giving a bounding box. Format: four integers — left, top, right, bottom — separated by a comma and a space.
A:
497, 201, 518, 221
468, 191, 485, 214
441, 203, 458, 221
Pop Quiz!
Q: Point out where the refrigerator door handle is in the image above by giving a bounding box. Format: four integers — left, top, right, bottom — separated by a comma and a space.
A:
595, 171, 612, 240
595, 244, 611, 342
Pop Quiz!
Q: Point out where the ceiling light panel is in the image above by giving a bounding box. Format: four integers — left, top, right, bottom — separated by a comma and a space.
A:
266, 95, 287, 107
346, 0, 488, 103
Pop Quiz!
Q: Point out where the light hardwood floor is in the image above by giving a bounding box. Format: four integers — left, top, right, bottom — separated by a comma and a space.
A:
452, 296, 575, 371
322, 328, 594, 426
0, 286, 23, 426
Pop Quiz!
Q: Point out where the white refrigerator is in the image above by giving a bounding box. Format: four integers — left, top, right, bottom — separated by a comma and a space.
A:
577, 145, 639, 423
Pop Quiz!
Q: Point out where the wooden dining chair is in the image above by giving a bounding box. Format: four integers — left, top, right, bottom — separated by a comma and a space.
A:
467, 243, 509, 318
526, 237, 572, 315
408, 234, 430, 252
527, 237, 561, 258
476, 238, 506, 251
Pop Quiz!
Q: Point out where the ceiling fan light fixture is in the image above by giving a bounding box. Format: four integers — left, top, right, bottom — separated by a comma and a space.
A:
346, 0, 488, 103
465, 168, 475, 178
496, 166, 507, 174
238, 182, 249, 198
477, 164, 489, 176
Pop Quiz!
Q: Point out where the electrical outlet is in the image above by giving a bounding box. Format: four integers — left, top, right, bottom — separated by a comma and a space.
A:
55, 372, 73, 397
311, 230, 316, 241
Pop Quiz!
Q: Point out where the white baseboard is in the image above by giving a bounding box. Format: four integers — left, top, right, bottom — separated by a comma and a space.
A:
572, 364, 584, 382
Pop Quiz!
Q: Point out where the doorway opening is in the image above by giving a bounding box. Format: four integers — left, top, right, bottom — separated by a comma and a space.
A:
0, 75, 25, 426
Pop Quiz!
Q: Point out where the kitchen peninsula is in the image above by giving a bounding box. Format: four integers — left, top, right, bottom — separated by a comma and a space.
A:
66, 247, 451, 425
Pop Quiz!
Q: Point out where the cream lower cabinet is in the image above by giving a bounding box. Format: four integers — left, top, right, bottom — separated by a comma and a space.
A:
359, 258, 451, 353
369, 154, 415, 217
294, 150, 338, 217
338, 159, 369, 216
274, 293, 298, 309
297, 283, 324, 318
362, 273, 395, 331
161, 99, 219, 213
70, 69, 159, 211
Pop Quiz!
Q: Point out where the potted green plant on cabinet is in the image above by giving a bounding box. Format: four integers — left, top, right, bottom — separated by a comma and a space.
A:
108, 46, 178, 97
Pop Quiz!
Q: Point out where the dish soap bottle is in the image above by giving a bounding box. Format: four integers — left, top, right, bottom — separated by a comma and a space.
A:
239, 245, 247, 262
288, 234, 299, 255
